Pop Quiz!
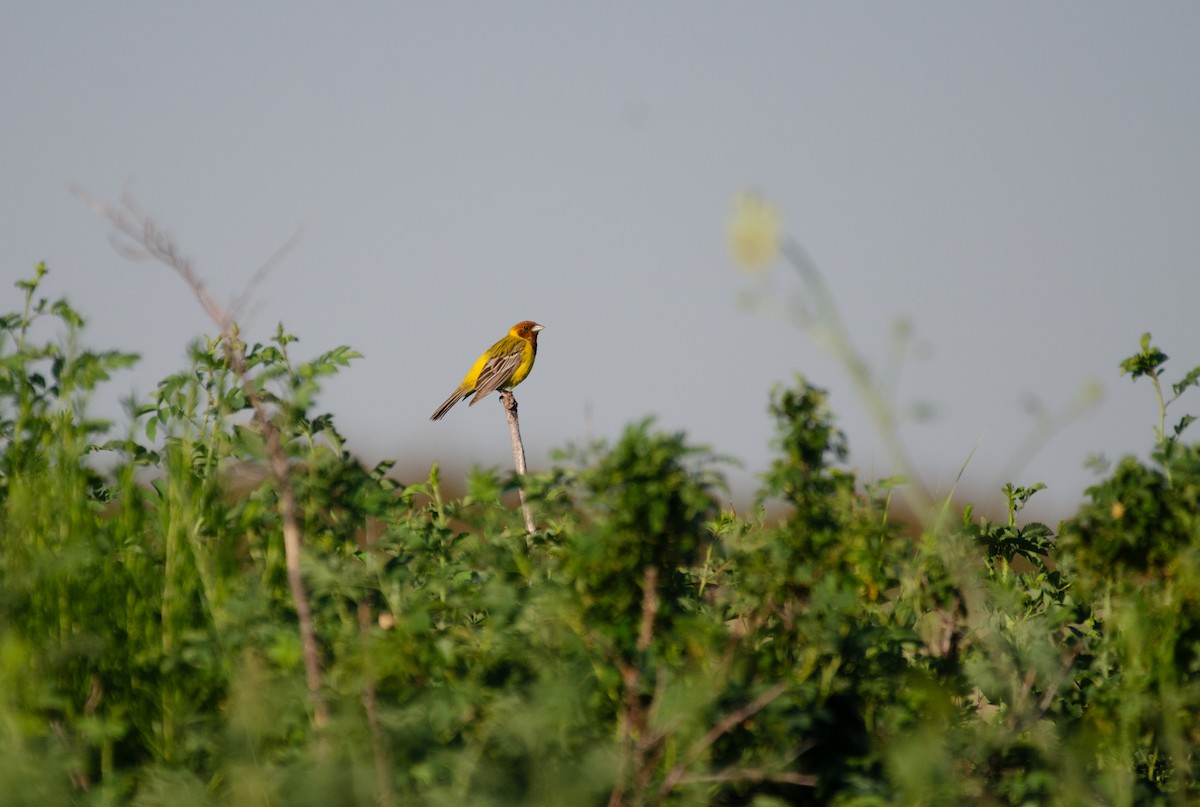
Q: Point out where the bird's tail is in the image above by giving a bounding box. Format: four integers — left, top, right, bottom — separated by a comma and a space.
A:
430, 386, 469, 421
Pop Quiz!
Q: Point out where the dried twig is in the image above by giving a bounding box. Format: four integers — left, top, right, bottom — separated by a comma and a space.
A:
500, 390, 536, 537
677, 767, 817, 788
637, 566, 659, 653
608, 565, 664, 807
654, 680, 791, 802
76, 189, 329, 730
605, 563, 803, 806
356, 531, 395, 807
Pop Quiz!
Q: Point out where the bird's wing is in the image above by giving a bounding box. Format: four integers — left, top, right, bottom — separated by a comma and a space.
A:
468, 349, 524, 404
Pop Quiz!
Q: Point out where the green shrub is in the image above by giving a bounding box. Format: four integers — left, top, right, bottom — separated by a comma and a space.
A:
3, 265, 1200, 806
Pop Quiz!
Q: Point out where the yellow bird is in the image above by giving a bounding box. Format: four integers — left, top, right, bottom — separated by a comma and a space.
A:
430, 321, 544, 421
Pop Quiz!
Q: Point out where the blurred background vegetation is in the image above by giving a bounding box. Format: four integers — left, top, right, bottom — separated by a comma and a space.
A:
3, 257, 1199, 807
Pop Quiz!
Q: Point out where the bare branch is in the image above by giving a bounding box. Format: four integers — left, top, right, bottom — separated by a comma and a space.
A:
655, 680, 790, 802
73, 186, 306, 334
500, 390, 537, 537
637, 565, 659, 653
77, 188, 329, 732
678, 767, 817, 788
357, 528, 396, 807
230, 219, 308, 324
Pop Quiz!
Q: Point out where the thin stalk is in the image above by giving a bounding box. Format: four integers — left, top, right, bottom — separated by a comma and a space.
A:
500, 390, 537, 538
355, 533, 395, 807
78, 190, 329, 730
780, 237, 934, 518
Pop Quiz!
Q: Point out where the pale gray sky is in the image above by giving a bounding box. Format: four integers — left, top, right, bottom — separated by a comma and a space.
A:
5, 4, 1199, 520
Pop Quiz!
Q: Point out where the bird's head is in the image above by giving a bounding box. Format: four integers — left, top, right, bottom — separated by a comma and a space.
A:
511, 321, 544, 341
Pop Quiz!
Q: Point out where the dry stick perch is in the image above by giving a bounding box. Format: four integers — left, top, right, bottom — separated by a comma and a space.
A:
500, 390, 537, 537
76, 190, 330, 731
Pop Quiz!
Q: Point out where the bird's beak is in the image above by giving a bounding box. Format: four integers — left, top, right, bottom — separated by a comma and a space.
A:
532, 324, 545, 333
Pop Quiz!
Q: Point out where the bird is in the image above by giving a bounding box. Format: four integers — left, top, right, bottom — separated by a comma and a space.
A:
430, 321, 544, 421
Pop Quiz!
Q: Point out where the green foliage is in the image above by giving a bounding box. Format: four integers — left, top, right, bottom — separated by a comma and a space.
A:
4, 268, 1200, 806
1120, 331, 1200, 452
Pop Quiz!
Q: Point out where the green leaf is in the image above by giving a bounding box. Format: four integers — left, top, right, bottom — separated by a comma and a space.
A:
1172, 365, 1200, 397
1119, 332, 1170, 381
370, 459, 396, 481
49, 298, 84, 328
